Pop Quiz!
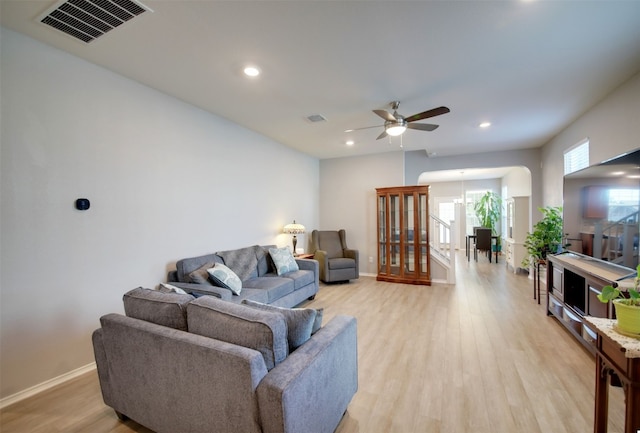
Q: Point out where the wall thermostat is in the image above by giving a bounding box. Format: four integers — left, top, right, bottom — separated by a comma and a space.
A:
75, 198, 90, 211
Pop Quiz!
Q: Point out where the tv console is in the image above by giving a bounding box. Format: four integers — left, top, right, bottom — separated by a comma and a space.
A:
546, 252, 635, 354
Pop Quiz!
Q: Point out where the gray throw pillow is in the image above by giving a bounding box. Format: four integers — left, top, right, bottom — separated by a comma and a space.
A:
242, 300, 321, 350
188, 262, 214, 285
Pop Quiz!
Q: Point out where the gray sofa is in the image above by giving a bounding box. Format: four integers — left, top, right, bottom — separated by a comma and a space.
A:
93, 289, 358, 433
167, 244, 319, 307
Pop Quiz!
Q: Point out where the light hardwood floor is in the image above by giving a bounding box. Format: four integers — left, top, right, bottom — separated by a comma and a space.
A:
0, 252, 625, 433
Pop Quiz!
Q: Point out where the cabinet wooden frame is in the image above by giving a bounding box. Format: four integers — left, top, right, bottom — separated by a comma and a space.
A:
376, 186, 431, 285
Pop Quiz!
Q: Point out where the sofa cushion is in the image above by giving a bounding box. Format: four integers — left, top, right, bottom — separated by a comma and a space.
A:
283, 269, 315, 290
328, 257, 356, 270
217, 246, 259, 281
317, 231, 344, 259
242, 300, 321, 350
187, 296, 288, 371
123, 287, 194, 331
243, 276, 295, 303
269, 247, 299, 275
207, 263, 242, 295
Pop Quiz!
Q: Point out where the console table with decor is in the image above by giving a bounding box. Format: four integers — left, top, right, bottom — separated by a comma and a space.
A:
546, 252, 636, 354
583, 317, 640, 433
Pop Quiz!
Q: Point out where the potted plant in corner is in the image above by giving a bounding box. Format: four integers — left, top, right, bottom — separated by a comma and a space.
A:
597, 264, 640, 337
521, 206, 564, 268
473, 191, 503, 251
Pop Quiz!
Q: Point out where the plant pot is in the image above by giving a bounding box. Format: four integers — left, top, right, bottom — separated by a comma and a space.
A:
613, 299, 640, 336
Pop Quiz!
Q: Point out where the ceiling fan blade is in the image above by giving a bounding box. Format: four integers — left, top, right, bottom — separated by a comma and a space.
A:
373, 109, 396, 122
407, 123, 439, 132
376, 130, 388, 140
404, 106, 450, 123
344, 125, 383, 132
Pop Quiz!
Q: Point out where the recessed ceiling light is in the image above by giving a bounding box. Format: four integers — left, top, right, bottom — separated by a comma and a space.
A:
243, 66, 261, 77
346, 140, 354, 146
479, 122, 491, 128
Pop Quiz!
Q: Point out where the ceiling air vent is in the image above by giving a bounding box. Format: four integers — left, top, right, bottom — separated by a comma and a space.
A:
39, 0, 152, 43
306, 114, 327, 123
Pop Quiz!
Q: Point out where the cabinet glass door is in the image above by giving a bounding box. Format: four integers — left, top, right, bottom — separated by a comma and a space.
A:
390, 194, 400, 276
378, 195, 387, 274
404, 193, 415, 275
418, 192, 429, 276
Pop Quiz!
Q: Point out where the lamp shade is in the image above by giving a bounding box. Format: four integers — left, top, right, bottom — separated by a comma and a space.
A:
283, 220, 305, 234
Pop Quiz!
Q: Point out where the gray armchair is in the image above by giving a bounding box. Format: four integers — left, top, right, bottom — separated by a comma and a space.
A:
311, 229, 359, 283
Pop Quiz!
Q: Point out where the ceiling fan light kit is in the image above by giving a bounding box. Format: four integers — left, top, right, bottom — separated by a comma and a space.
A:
385, 119, 407, 136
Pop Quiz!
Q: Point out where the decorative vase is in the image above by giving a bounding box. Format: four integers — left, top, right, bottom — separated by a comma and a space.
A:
613, 299, 640, 336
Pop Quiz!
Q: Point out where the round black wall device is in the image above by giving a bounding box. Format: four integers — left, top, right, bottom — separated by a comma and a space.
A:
75, 198, 90, 211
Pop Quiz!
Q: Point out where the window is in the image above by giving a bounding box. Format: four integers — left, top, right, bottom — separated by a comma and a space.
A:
564, 139, 589, 175
608, 188, 640, 222
465, 190, 488, 235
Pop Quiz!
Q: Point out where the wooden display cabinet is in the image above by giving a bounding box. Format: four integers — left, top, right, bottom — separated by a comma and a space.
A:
376, 186, 431, 285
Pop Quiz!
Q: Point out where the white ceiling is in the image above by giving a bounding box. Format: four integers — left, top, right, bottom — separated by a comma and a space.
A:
2, 0, 640, 160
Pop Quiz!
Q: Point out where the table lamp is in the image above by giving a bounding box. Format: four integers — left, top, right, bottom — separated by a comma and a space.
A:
283, 220, 305, 255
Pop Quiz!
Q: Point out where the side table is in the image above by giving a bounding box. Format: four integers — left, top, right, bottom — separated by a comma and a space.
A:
295, 253, 315, 259
584, 317, 640, 433
533, 259, 546, 304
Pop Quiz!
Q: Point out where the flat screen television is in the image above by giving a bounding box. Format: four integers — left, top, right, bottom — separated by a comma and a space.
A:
562, 148, 640, 270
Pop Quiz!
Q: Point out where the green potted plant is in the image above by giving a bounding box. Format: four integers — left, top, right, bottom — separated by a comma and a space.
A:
521, 206, 564, 268
473, 191, 502, 249
597, 264, 640, 336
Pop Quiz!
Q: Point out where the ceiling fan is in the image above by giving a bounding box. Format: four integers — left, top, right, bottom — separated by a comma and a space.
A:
346, 101, 450, 140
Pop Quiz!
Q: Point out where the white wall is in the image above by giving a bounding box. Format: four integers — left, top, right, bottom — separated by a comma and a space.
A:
541, 72, 640, 207
0, 28, 319, 399
319, 152, 404, 275
502, 167, 532, 199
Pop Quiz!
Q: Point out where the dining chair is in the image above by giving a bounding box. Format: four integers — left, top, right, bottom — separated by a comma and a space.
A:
474, 228, 493, 262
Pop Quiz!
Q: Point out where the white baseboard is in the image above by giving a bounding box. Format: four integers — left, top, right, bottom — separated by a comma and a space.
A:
0, 362, 96, 409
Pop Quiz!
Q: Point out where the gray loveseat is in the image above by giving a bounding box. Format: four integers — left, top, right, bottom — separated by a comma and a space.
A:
167, 244, 319, 307
93, 288, 358, 433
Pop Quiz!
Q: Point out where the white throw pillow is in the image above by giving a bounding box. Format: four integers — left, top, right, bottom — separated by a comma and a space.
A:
207, 263, 242, 295
158, 283, 188, 295
269, 247, 299, 275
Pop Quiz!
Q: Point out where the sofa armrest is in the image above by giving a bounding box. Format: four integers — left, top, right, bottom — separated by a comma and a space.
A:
167, 270, 179, 282
344, 249, 359, 275
257, 315, 358, 433
295, 258, 319, 274
169, 282, 233, 301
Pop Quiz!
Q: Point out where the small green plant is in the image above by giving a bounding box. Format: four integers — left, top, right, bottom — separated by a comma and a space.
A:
522, 206, 564, 268
597, 264, 640, 306
473, 191, 502, 246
